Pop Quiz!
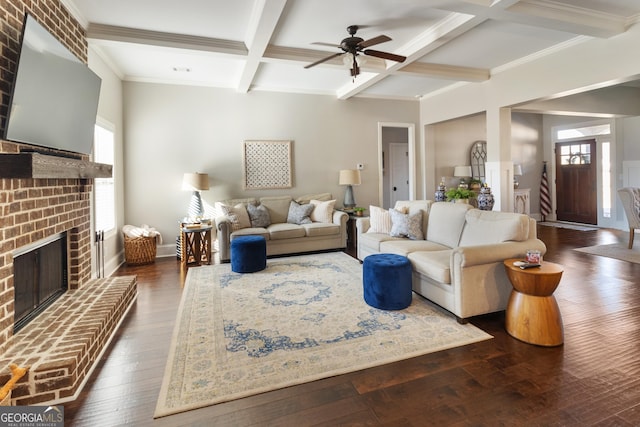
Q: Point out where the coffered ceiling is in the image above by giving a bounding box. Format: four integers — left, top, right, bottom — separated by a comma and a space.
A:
62, 0, 640, 101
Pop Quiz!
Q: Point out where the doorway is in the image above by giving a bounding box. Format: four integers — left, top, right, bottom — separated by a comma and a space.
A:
378, 123, 416, 208
555, 139, 597, 224
389, 143, 409, 207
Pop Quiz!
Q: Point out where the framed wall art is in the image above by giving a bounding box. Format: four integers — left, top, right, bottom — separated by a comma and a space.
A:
242, 140, 293, 189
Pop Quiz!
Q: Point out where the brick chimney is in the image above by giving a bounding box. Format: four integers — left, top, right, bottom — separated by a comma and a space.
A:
0, 1, 91, 354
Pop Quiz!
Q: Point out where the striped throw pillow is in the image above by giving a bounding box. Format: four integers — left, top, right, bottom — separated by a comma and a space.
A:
367, 205, 393, 234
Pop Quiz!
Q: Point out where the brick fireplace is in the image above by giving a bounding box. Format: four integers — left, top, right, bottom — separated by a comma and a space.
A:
0, 0, 136, 405
0, 149, 95, 353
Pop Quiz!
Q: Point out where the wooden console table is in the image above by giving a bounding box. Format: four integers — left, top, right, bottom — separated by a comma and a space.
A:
503, 258, 564, 346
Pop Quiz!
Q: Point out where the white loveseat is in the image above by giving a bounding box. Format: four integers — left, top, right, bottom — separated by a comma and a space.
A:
215, 194, 348, 262
356, 200, 546, 323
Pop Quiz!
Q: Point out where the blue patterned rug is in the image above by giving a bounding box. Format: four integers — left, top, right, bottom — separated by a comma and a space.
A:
155, 252, 492, 418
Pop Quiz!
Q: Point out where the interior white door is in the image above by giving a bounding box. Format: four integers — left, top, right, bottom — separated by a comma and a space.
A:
389, 142, 409, 207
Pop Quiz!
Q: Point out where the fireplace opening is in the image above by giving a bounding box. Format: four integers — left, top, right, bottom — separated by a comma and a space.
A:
13, 232, 68, 333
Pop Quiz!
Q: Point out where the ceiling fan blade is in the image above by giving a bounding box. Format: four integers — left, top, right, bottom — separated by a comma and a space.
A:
364, 49, 406, 63
311, 42, 341, 48
304, 52, 344, 69
358, 35, 391, 49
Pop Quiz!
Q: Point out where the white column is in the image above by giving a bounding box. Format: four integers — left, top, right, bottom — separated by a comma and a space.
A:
486, 107, 514, 211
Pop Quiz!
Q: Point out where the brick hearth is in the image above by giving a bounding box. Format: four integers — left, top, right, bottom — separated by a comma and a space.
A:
0, 276, 137, 405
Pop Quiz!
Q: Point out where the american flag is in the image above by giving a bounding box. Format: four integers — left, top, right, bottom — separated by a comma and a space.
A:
540, 162, 551, 221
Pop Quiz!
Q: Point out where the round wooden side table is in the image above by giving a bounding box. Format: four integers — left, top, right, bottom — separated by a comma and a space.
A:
503, 258, 564, 346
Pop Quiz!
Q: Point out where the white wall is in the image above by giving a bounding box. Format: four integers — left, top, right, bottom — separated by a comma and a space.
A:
88, 47, 124, 276
622, 117, 640, 160
122, 83, 419, 254
511, 113, 543, 213
431, 113, 486, 187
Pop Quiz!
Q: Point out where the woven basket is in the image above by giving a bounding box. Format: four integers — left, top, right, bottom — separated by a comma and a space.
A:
124, 234, 157, 265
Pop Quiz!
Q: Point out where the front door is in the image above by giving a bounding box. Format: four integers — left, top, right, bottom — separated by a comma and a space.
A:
555, 139, 597, 224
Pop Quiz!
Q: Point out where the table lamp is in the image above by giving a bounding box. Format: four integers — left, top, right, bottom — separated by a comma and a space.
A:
339, 169, 361, 209
453, 165, 472, 189
182, 172, 210, 219
514, 164, 523, 188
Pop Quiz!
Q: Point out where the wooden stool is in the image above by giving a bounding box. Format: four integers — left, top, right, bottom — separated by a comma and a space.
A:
503, 259, 564, 346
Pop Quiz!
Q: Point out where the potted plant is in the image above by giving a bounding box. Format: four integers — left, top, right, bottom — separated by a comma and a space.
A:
468, 178, 482, 192
352, 207, 366, 217
445, 188, 474, 203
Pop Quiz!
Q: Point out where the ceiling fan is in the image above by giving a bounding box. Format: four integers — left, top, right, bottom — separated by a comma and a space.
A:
304, 25, 406, 77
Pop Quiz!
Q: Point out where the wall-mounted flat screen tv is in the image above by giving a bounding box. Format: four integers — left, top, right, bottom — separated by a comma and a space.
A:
4, 14, 102, 156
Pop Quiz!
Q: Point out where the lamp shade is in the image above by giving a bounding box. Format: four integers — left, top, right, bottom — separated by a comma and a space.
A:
514, 164, 523, 176
182, 172, 210, 191
339, 169, 361, 186
453, 165, 472, 178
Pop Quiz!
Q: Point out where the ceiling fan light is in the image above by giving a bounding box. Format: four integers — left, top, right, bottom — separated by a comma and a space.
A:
342, 53, 367, 69
342, 53, 354, 67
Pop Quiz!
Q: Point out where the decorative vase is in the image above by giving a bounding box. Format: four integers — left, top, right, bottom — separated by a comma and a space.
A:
435, 181, 446, 202
477, 184, 495, 211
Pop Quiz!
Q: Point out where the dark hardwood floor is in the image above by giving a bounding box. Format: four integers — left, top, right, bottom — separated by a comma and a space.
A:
63, 225, 640, 426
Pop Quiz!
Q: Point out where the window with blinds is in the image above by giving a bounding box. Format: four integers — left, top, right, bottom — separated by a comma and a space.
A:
94, 124, 115, 233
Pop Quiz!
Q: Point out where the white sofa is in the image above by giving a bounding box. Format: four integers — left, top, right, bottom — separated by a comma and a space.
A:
356, 200, 546, 323
215, 194, 348, 262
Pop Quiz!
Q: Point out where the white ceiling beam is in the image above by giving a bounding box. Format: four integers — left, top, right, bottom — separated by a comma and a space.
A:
87, 24, 247, 57
447, 0, 627, 38
264, 45, 487, 82
397, 62, 489, 82
505, 0, 627, 38
236, 0, 287, 93
263, 45, 386, 71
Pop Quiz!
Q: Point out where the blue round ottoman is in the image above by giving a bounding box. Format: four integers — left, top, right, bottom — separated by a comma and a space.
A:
231, 235, 267, 273
363, 253, 412, 310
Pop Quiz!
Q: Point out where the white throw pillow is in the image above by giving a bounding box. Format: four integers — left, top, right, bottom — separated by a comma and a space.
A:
310, 199, 336, 223
219, 203, 251, 231
367, 205, 393, 234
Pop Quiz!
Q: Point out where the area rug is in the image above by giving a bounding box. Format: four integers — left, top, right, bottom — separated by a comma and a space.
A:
154, 252, 492, 418
539, 221, 598, 231
574, 242, 640, 264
